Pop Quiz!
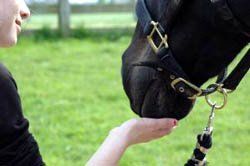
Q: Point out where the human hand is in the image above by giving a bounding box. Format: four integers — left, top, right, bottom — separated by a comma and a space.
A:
87, 118, 177, 166
110, 118, 178, 147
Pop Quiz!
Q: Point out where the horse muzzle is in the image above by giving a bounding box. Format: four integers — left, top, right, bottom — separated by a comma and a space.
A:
122, 65, 195, 120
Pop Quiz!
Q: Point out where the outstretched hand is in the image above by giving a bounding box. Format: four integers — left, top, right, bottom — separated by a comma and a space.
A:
87, 118, 178, 166
110, 118, 178, 147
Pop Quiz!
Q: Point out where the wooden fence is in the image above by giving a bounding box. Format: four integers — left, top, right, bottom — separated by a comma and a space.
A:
28, 2, 136, 37
29, 3, 135, 14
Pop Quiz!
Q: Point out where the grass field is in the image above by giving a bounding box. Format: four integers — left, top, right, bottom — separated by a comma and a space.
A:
0, 35, 249, 166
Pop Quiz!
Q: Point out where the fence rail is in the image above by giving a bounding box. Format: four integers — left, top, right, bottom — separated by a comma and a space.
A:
29, 3, 135, 14
28, 3, 136, 36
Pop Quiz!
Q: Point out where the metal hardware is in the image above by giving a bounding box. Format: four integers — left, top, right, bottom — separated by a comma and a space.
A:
205, 86, 228, 110
225, 89, 234, 94
179, 87, 185, 93
157, 67, 163, 72
147, 21, 168, 53
171, 78, 203, 100
203, 104, 216, 135
170, 75, 176, 80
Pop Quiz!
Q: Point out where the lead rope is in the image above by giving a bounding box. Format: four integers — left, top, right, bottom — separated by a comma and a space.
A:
185, 86, 228, 166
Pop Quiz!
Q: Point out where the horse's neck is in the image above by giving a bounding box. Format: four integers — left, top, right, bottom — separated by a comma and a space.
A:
170, 23, 247, 85
168, 0, 248, 86
190, 35, 247, 86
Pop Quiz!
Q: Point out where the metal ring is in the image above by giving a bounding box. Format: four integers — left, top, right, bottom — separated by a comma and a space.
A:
225, 89, 234, 94
205, 87, 228, 110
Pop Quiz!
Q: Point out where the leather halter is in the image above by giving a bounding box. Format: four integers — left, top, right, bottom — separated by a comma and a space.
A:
135, 0, 250, 100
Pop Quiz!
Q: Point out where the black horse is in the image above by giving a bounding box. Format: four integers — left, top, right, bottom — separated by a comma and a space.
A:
122, 0, 250, 120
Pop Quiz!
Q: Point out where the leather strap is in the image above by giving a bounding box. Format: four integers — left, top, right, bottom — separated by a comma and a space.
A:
216, 68, 228, 84
136, 0, 189, 80
136, 0, 163, 35
157, 48, 188, 79
223, 49, 250, 90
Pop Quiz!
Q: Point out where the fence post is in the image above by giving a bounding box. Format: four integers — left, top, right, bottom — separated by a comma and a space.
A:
130, 0, 137, 20
58, 0, 71, 37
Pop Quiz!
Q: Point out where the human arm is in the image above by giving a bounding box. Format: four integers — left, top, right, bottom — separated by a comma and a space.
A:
86, 118, 177, 166
0, 64, 44, 165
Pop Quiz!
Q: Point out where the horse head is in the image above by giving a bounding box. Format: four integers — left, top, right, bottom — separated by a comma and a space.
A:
121, 0, 250, 120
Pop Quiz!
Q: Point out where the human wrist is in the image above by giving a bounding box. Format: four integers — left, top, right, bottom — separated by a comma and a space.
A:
109, 126, 131, 149
87, 128, 130, 166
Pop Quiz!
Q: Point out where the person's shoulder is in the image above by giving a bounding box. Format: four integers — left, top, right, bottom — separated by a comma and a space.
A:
0, 63, 12, 77
0, 63, 18, 90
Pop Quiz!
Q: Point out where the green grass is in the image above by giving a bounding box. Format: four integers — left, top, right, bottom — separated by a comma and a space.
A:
23, 13, 136, 30
0, 36, 249, 166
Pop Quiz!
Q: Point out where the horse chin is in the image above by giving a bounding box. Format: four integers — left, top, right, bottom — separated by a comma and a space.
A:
123, 66, 195, 120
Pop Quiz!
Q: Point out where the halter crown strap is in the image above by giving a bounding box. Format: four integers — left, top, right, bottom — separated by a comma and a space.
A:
136, 0, 157, 35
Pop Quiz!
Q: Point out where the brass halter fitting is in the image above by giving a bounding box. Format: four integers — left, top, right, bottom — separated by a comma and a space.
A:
171, 78, 203, 100
205, 85, 228, 110
147, 21, 169, 53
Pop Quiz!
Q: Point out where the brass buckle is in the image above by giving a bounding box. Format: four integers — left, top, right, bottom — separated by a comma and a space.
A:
171, 78, 202, 100
147, 21, 168, 53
